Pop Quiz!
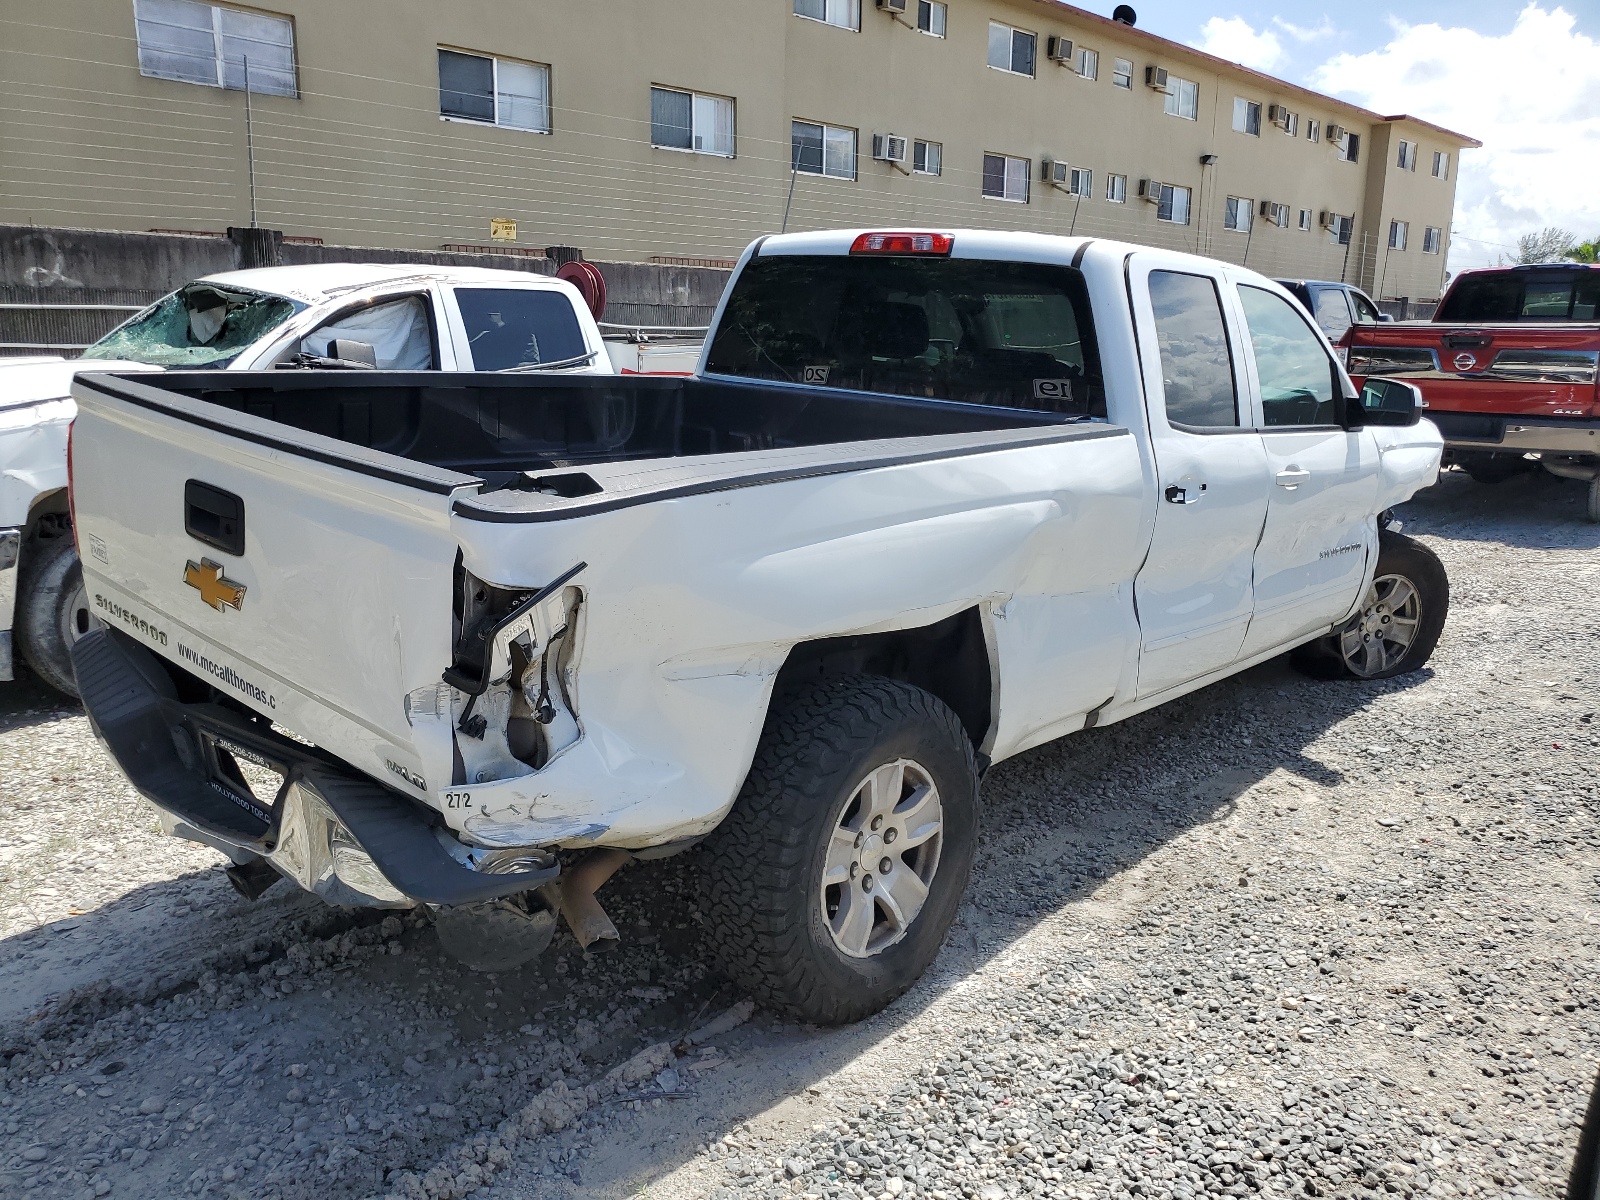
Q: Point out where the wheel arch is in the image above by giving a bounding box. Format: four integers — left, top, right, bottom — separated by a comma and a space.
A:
772, 607, 995, 758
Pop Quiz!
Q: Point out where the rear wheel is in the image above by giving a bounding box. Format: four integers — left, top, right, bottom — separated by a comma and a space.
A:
1291, 530, 1449, 681
16, 526, 91, 699
700, 675, 979, 1025
1588, 477, 1600, 525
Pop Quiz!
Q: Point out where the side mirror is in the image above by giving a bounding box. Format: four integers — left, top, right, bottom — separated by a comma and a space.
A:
328, 339, 378, 367
1377, 312, 1396, 323
1359, 377, 1424, 427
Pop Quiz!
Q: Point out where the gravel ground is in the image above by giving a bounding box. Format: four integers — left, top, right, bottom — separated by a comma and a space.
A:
1, 465, 1597, 1200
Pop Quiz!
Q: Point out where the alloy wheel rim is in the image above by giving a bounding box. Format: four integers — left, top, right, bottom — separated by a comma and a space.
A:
821, 757, 944, 959
60, 580, 92, 650
1339, 572, 1421, 678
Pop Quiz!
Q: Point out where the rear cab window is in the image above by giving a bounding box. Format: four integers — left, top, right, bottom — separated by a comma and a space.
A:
703, 254, 1106, 417
454, 288, 591, 370
1437, 271, 1600, 321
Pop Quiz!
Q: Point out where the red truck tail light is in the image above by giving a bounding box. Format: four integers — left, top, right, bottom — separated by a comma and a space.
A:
849, 232, 953, 256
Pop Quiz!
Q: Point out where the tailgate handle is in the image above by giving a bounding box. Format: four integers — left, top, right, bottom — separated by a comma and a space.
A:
185, 480, 245, 557
1442, 333, 1493, 349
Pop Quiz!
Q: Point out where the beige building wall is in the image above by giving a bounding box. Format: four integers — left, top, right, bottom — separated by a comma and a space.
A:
0, 0, 1476, 298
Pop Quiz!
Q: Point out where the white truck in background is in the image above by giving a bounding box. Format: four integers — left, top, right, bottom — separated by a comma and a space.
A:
70, 229, 1447, 1024
0, 264, 612, 696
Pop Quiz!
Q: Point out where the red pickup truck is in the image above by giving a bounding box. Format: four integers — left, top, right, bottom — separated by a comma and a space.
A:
1342, 263, 1600, 521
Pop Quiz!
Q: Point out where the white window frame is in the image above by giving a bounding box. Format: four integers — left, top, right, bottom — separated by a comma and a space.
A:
1224, 196, 1253, 232
982, 152, 1030, 203
1076, 47, 1098, 80
1164, 77, 1198, 120
1298, 208, 1311, 231
1232, 98, 1261, 136
439, 48, 552, 134
1157, 183, 1191, 225
649, 86, 735, 157
1112, 57, 1133, 89
1284, 111, 1299, 137
1307, 119, 1320, 143
912, 138, 942, 176
134, 0, 297, 96
1397, 139, 1417, 170
987, 22, 1037, 77
793, 0, 860, 31
1106, 173, 1127, 203
915, 0, 946, 37
1338, 131, 1360, 163
1389, 219, 1409, 251
1432, 150, 1449, 179
1067, 166, 1092, 196
1423, 226, 1442, 254
792, 120, 856, 179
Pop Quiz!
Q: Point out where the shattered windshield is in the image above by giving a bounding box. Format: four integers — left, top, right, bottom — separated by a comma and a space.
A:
85, 283, 302, 367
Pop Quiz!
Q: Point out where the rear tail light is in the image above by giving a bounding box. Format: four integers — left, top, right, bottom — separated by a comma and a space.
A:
66, 418, 79, 550
849, 232, 954, 256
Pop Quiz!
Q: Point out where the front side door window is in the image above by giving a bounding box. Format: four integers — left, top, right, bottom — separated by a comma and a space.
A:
301, 294, 437, 369
1310, 286, 1353, 340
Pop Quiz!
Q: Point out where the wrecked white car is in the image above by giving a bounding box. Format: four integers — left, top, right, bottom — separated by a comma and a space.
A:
0, 263, 610, 696
69, 230, 1446, 1023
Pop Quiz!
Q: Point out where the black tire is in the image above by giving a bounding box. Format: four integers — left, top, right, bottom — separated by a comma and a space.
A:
1568, 1067, 1600, 1200
1290, 529, 1449, 681
700, 675, 979, 1026
15, 527, 91, 700
1587, 477, 1600, 525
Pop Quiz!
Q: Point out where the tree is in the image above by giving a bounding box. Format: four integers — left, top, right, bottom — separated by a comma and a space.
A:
1571, 237, 1600, 264
1513, 227, 1578, 264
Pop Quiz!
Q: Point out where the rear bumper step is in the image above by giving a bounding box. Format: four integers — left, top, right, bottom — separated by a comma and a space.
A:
1432, 412, 1600, 456
72, 627, 559, 908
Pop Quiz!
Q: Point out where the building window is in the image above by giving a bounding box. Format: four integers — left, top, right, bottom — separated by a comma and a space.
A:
1157, 183, 1191, 224
916, 0, 946, 36
1232, 98, 1262, 136
1106, 173, 1127, 203
1284, 111, 1299, 137
982, 153, 1030, 202
1338, 131, 1361, 163
1112, 57, 1133, 89
1067, 166, 1092, 196
988, 23, 1037, 76
794, 0, 859, 30
1224, 196, 1253, 232
1076, 48, 1098, 80
1423, 226, 1442, 254
439, 49, 550, 132
1164, 77, 1198, 120
1330, 214, 1352, 245
1298, 208, 1311, 231
1307, 119, 1320, 143
1432, 150, 1449, 179
1272, 203, 1290, 228
650, 87, 734, 156
1397, 139, 1417, 170
134, 0, 296, 95
913, 139, 942, 175
792, 120, 856, 178
1389, 220, 1409, 251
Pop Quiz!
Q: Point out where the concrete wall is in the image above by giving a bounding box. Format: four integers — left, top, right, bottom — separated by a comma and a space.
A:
0, 0, 1472, 289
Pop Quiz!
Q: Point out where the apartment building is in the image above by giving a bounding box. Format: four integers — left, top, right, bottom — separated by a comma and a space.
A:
0, 0, 1478, 299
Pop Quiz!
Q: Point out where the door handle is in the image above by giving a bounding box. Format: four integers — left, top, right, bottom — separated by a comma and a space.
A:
1276, 468, 1311, 490
1164, 483, 1206, 504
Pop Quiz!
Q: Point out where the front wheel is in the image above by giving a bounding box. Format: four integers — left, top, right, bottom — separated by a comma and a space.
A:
16, 528, 92, 699
1291, 530, 1449, 681
1588, 477, 1600, 524
700, 675, 979, 1025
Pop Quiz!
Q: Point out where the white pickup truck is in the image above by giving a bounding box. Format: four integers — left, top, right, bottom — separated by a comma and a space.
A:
0, 263, 610, 696
69, 229, 1446, 1024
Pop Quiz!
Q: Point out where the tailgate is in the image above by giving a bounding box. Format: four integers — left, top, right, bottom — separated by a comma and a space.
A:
70, 372, 477, 790
1346, 323, 1600, 420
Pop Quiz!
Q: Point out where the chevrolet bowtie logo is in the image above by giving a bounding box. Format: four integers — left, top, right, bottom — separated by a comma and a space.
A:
183, 559, 246, 612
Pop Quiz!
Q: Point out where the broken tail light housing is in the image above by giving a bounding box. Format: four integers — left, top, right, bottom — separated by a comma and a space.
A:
849, 232, 954, 256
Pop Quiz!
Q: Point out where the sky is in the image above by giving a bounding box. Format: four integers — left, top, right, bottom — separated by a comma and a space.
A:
1102, 0, 1600, 273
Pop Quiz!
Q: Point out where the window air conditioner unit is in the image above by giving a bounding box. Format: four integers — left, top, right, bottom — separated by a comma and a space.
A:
1267, 104, 1286, 124
1326, 123, 1346, 141
1139, 178, 1163, 202
1046, 36, 1073, 63
1042, 159, 1071, 186
871, 133, 909, 164
1259, 200, 1275, 217
1145, 65, 1169, 90
1319, 210, 1338, 229
876, 0, 909, 12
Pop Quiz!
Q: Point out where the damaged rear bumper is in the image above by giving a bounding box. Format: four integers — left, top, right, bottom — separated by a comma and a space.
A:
71, 627, 559, 908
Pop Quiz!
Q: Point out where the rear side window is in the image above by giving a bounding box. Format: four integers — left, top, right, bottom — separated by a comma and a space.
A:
1147, 270, 1238, 428
703, 255, 1104, 415
1238, 286, 1340, 427
455, 288, 589, 370
1437, 272, 1600, 321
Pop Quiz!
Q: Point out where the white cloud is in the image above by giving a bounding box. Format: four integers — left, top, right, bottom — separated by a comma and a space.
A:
1272, 17, 1336, 44
1198, 16, 1285, 71
1308, 4, 1600, 272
